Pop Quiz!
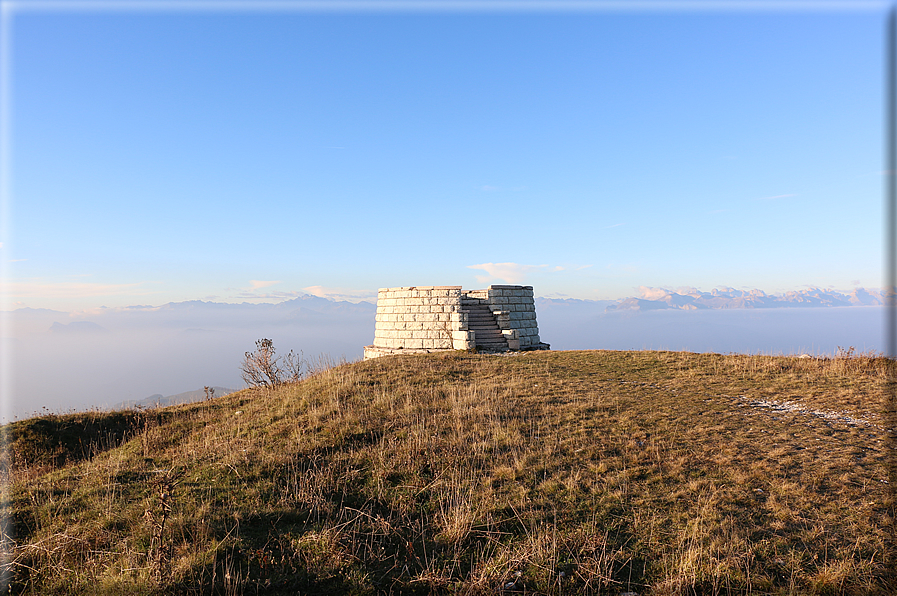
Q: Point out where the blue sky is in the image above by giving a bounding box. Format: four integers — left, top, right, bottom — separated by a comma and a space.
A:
1, 1, 888, 310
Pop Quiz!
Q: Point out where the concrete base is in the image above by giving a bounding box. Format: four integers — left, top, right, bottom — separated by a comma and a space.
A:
364, 345, 465, 359
364, 343, 550, 360
521, 342, 551, 351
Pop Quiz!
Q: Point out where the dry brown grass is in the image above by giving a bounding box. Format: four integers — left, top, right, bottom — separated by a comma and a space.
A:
2, 349, 893, 594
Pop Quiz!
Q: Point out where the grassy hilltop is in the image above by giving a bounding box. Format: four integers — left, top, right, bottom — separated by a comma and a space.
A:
2, 350, 894, 595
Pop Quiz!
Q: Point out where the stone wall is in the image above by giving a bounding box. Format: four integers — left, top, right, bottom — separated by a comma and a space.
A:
364, 284, 546, 359
462, 285, 541, 349
365, 286, 475, 359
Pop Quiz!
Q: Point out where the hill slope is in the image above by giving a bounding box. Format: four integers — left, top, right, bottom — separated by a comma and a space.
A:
2, 350, 893, 595
113, 386, 239, 410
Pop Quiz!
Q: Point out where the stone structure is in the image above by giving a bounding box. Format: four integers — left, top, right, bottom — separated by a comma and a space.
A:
363, 285, 549, 359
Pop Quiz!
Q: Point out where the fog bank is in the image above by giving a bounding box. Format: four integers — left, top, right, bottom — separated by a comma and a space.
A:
4, 298, 886, 422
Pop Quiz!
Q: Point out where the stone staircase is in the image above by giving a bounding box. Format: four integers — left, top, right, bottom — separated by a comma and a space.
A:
461, 298, 508, 352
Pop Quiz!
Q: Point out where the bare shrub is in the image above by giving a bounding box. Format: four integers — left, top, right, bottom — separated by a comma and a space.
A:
240, 339, 305, 391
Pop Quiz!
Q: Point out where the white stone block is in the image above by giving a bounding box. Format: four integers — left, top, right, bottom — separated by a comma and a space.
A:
453, 338, 473, 350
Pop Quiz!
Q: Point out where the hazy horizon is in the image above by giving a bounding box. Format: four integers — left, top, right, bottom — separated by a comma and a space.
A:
2, 286, 886, 422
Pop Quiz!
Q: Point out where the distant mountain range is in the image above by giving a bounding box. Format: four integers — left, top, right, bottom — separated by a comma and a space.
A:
113, 386, 239, 410
601, 287, 885, 312
4, 288, 888, 420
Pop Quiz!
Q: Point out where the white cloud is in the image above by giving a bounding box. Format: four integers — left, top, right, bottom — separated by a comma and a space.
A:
672, 286, 703, 297
232, 290, 304, 302
302, 286, 377, 302
467, 262, 546, 284
638, 286, 671, 300
248, 280, 280, 290
467, 262, 591, 285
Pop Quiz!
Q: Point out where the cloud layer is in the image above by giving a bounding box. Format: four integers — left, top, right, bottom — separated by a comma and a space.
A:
467, 262, 544, 284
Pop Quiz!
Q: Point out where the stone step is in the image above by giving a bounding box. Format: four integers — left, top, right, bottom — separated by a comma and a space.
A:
463, 307, 503, 343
